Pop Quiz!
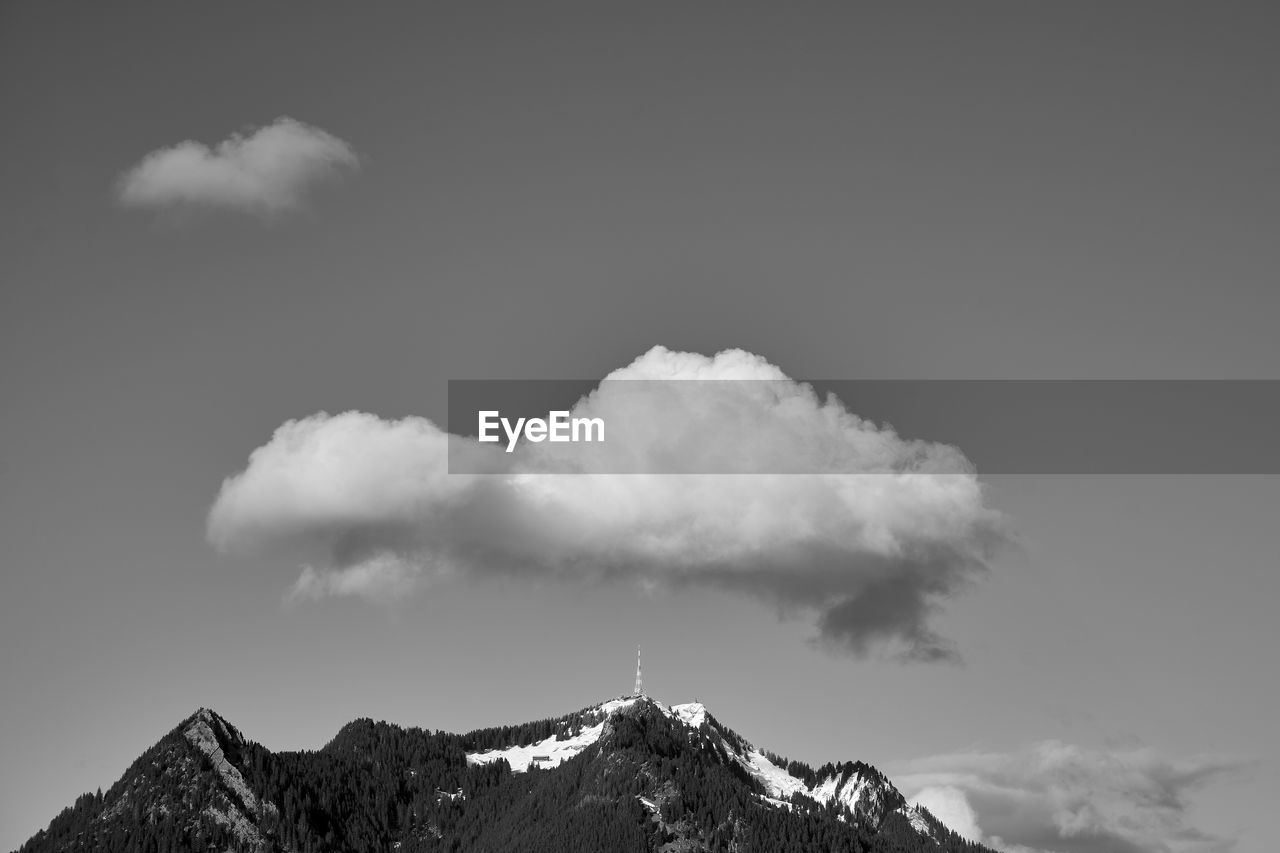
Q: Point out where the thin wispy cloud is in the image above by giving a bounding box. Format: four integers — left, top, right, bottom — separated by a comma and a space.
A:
207, 346, 1007, 663
896, 741, 1249, 853
116, 117, 359, 216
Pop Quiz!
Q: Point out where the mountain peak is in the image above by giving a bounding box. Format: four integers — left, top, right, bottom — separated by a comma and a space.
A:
174, 706, 233, 737
464, 693, 909, 830
176, 706, 249, 754
20, 695, 991, 853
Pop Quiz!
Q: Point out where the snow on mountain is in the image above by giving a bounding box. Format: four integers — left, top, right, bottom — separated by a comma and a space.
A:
698, 711, 904, 825
669, 701, 707, 728
465, 714, 607, 773
903, 804, 934, 838
740, 748, 807, 801
809, 766, 900, 824
465, 697, 715, 772
466, 696, 639, 772
465, 695, 916, 835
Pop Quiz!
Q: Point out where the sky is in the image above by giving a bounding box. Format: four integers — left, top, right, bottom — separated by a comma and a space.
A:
2, 3, 1278, 852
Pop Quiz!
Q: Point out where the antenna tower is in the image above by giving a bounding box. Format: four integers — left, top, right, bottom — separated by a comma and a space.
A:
633, 646, 643, 697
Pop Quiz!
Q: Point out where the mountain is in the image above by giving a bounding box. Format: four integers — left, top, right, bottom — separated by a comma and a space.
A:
17, 696, 990, 853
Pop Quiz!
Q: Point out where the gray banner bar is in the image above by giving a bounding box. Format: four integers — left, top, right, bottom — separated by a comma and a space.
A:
447, 379, 1280, 474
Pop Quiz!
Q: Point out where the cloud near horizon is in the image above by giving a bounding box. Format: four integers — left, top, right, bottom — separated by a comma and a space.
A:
207, 346, 1006, 662
117, 117, 359, 215
897, 741, 1249, 853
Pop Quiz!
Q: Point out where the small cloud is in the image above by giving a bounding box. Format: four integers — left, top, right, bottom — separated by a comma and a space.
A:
286, 554, 427, 605
116, 117, 359, 216
896, 741, 1250, 853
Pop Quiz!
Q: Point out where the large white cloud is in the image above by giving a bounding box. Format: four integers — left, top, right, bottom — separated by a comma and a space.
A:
117, 117, 358, 215
897, 741, 1247, 853
208, 346, 1005, 661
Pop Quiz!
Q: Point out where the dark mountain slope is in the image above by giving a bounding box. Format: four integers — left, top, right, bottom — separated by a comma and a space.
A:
16, 697, 994, 853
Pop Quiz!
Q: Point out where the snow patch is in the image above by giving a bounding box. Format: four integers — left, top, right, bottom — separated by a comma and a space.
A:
669, 702, 707, 728
902, 804, 933, 837
466, 700, 637, 772
464, 695, 899, 832
719, 733, 899, 825
598, 696, 641, 716
465, 696, 702, 773
743, 750, 809, 801
759, 794, 794, 810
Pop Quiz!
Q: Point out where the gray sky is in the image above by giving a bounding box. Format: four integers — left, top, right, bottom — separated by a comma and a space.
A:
2, 4, 1278, 852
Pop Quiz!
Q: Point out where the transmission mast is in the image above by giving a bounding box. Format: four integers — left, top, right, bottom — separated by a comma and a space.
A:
633, 646, 643, 697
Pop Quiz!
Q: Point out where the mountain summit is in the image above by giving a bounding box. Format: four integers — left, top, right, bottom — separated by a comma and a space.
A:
18, 696, 988, 853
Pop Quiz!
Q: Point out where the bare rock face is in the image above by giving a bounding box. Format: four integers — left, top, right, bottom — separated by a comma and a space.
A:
181, 709, 278, 851
182, 709, 263, 819
78, 708, 279, 852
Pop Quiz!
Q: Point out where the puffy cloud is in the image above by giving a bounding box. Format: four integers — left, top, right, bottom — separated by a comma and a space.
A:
897, 741, 1248, 853
116, 117, 358, 215
208, 346, 1006, 662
